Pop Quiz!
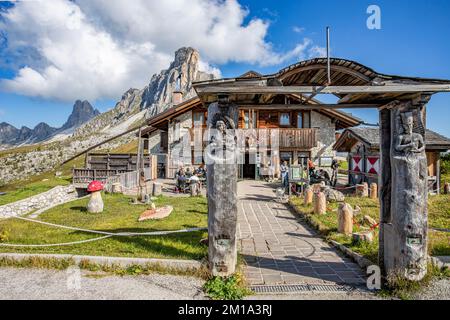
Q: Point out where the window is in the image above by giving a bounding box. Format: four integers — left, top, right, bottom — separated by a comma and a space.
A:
193, 112, 205, 128
243, 110, 257, 128
298, 152, 310, 167
279, 112, 290, 126
173, 122, 180, 141
297, 111, 311, 128
303, 112, 310, 128
192, 151, 204, 165
280, 151, 293, 164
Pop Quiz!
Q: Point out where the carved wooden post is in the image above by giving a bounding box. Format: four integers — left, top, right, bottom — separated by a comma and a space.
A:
379, 99, 429, 282
206, 96, 239, 277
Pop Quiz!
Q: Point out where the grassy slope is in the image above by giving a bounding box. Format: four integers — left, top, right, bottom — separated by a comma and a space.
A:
290, 194, 450, 261
0, 194, 208, 260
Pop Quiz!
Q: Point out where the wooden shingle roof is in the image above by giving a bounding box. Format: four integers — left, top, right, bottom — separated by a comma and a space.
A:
334, 127, 450, 152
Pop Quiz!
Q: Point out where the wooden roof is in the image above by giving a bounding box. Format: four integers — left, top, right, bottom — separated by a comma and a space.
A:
141, 90, 362, 136
193, 58, 450, 105
334, 127, 450, 152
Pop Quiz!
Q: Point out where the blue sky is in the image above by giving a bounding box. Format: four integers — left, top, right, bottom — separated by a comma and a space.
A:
0, 0, 449, 136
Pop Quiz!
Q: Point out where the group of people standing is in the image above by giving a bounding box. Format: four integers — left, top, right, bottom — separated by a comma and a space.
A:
279, 158, 340, 191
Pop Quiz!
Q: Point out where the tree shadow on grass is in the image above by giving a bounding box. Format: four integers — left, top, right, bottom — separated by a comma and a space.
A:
70, 206, 87, 212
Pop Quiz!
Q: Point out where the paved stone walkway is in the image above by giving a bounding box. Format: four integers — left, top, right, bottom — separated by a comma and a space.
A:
237, 180, 366, 286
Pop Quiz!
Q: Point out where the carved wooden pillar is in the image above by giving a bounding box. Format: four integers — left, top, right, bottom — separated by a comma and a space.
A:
206, 95, 239, 277
379, 99, 429, 282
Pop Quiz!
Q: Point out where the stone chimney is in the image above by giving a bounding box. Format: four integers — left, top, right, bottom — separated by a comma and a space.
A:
172, 90, 183, 105
172, 73, 183, 105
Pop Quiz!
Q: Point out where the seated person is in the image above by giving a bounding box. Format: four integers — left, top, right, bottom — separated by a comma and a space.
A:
185, 167, 193, 178
318, 169, 331, 182
175, 167, 187, 191
194, 164, 206, 178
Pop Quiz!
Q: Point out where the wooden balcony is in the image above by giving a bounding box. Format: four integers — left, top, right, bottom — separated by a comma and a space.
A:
272, 128, 318, 149
187, 127, 318, 150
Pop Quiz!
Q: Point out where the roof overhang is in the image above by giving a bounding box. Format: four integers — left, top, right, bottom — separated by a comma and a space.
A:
193, 58, 450, 105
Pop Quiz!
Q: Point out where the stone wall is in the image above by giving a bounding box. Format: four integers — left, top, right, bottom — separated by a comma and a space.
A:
310, 111, 336, 162
0, 185, 78, 219
168, 110, 193, 177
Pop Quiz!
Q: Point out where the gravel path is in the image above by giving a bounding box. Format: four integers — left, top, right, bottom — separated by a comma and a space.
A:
0, 267, 207, 300
413, 279, 450, 300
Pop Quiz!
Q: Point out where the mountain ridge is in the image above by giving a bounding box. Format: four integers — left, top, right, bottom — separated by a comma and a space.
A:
0, 100, 99, 147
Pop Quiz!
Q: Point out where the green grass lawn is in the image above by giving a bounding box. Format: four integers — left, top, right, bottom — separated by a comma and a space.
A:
0, 194, 208, 260
290, 194, 450, 263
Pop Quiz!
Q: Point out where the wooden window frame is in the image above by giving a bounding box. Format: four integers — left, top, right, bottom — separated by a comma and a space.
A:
296, 111, 311, 128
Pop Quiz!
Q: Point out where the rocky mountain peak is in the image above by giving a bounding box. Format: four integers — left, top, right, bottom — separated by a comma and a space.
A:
61, 100, 100, 131
140, 47, 215, 113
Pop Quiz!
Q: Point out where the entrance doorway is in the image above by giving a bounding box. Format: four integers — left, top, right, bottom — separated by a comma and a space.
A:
242, 153, 256, 179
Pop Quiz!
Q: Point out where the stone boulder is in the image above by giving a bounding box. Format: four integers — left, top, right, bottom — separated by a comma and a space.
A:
352, 231, 374, 243
323, 187, 345, 202
362, 215, 377, 227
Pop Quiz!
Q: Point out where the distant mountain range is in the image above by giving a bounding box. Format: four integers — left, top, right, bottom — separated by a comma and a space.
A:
0, 100, 100, 147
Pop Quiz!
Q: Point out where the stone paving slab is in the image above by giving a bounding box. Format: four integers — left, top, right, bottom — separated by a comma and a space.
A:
237, 181, 366, 286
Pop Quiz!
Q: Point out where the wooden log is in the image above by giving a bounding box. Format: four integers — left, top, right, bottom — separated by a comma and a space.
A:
152, 182, 162, 196
313, 191, 327, 215
370, 183, 378, 199
378, 107, 392, 279
206, 100, 239, 277
381, 102, 429, 282
111, 182, 122, 194
338, 203, 353, 235
355, 182, 369, 197
304, 188, 313, 205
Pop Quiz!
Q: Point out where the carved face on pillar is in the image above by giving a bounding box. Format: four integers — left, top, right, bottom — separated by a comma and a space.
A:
395, 110, 425, 155
216, 120, 226, 134
401, 112, 414, 135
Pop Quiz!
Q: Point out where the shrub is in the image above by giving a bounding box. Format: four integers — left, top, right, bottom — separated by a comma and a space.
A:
0, 229, 9, 242
440, 153, 450, 175
203, 274, 250, 300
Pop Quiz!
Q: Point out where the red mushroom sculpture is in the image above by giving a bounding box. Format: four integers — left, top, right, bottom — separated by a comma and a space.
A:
87, 180, 104, 213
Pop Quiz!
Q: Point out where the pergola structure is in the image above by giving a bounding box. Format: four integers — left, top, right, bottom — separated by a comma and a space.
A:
192, 58, 450, 282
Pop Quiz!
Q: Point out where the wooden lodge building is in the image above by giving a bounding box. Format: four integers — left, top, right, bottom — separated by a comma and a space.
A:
333, 127, 450, 193
130, 56, 449, 185
140, 70, 362, 179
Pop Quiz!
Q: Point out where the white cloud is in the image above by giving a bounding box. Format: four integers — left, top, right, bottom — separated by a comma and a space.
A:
0, 0, 325, 102
308, 45, 327, 58
292, 26, 305, 33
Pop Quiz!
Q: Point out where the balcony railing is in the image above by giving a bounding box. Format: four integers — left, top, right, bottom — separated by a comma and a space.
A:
187, 127, 318, 150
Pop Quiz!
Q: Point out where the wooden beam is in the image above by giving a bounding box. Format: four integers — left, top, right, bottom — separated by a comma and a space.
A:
238, 103, 380, 110
194, 84, 450, 95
